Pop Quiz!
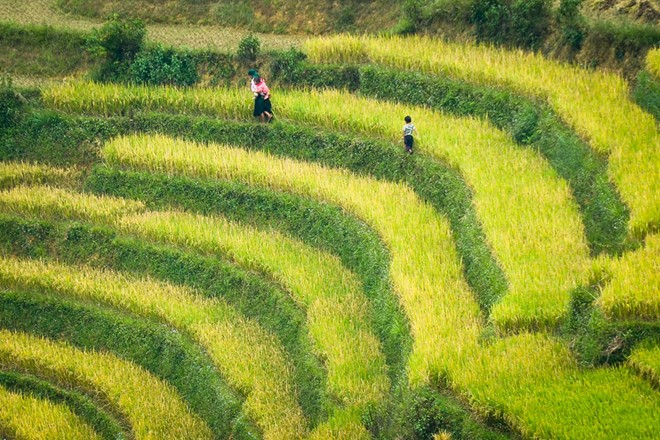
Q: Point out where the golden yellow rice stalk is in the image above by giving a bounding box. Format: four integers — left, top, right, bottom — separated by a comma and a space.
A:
0, 383, 101, 440
0, 185, 145, 223
0, 329, 212, 439
120, 210, 390, 413
101, 134, 660, 438
0, 162, 80, 189
0, 256, 307, 440
305, 34, 660, 237
595, 233, 660, 321
647, 48, 660, 79
628, 344, 660, 388
45, 79, 595, 331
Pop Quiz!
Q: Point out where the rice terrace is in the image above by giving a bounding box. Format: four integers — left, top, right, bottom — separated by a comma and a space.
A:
1, 0, 660, 439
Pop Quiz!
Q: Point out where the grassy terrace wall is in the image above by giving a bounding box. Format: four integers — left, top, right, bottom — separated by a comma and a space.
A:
99, 133, 660, 439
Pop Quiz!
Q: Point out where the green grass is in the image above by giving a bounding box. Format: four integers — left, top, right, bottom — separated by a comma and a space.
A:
0, 328, 213, 439
0, 381, 102, 440
0, 22, 90, 78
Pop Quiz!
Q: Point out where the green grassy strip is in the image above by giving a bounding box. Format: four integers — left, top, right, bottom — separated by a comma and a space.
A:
0, 328, 213, 439
0, 231, 257, 440
633, 70, 660, 121
102, 135, 660, 439
0, 21, 89, 77
0, 161, 81, 190
628, 343, 660, 389
0, 381, 101, 440
0, 370, 125, 440
284, 63, 631, 255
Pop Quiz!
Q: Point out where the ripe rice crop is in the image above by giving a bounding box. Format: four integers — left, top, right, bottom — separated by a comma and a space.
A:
0, 329, 212, 439
0, 162, 80, 189
595, 233, 660, 321
647, 48, 660, 78
100, 133, 660, 439
628, 344, 660, 388
0, 184, 145, 223
44, 82, 592, 331
0, 383, 101, 440
305, 34, 660, 237
0, 254, 307, 439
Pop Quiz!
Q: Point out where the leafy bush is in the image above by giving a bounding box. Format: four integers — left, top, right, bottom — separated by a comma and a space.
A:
0, 76, 25, 129
471, 0, 551, 49
509, 0, 551, 50
557, 0, 586, 50
86, 14, 146, 81
236, 34, 261, 62
128, 45, 199, 87
270, 48, 307, 82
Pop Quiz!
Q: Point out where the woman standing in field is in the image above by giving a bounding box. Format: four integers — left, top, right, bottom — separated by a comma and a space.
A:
248, 69, 273, 123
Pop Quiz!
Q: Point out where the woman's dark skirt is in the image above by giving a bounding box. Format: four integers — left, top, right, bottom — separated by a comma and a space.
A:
253, 95, 272, 117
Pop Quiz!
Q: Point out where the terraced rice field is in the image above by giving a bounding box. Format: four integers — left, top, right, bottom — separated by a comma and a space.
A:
1, 15, 659, 439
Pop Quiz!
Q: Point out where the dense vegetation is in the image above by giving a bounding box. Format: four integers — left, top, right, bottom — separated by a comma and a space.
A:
1, 2, 659, 439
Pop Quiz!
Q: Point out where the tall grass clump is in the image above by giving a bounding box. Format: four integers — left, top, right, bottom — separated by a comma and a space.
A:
0, 252, 307, 439
0, 161, 80, 189
99, 134, 660, 439
55, 80, 598, 332
0, 382, 101, 440
595, 233, 660, 321
304, 34, 660, 237
0, 329, 212, 439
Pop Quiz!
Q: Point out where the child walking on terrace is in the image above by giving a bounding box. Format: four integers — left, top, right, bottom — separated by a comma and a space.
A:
402, 115, 417, 154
